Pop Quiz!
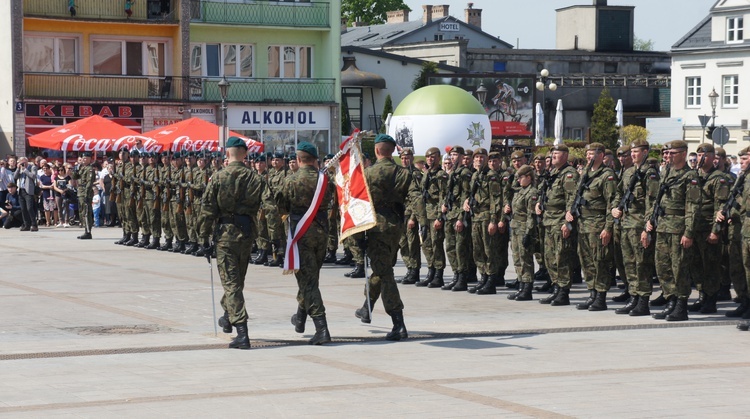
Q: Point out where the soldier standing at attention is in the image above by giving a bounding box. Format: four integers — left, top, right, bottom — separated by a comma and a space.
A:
142, 152, 162, 250
507, 164, 538, 301
114, 148, 131, 245
611, 146, 633, 302
275, 142, 332, 345
199, 137, 263, 350
355, 134, 424, 341
440, 146, 472, 291
157, 151, 174, 251
535, 144, 579, 306
191, 153, 210, 257
72, 151, 95, 240
499, 150, 526, 288
567, 142, 617, 311
412, 147, 445, 286
168, 152, 189, 253
123, 149, 141, 246
253, 156, 271, 265
133, 152, 150, 248
397, 148, 424, 285
643, 140, 700, 322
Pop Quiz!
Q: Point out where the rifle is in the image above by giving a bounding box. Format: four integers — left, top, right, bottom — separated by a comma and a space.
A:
137, 167, 146, 211
614, 157, 649, 225
464, 169, 483, 226
177, 166, 185, 214
128, 165, 137, 209
111, 172, 121, 204
645, 163, 671, 245
717, 169, 747, 243
503, 172, 515, 223
161, 165, 171, 213
568, 158, 596, 230
185, 167, 194, 216
536, 170, 552, 224
152, 165, 161, 211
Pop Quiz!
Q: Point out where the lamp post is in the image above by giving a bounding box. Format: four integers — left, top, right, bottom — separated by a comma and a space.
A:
475, 81, 488, 106
218, 76, 230, 152
536, 68, 557, 139
708, 87, 719, 145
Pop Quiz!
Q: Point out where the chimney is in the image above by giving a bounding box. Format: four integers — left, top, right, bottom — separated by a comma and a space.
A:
432, 5, 450, 19
594, 0, 607, 5
386, 9, 410, 24
422, 5, 433, 24
465, 3, 481, 29
341, 17, 348, 33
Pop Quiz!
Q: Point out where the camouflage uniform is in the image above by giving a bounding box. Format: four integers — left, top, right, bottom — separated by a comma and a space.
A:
72, 162, 95, 234
468, 165, 501, 283
191, 161, 209, 243
266, 166, 289, 258
255, 167, 271, 255
736, 162, 750, 329
122, 157, 139, 238
419, 162, 447, 279
399, 164, 424, 272
134, 161, 149, 238
168, 160, 189, 245
443, 161, 472, 279
158, 157, 173, 247
182, 159, 198, 246
143, 161, 161, 242
510, 175, 538, 286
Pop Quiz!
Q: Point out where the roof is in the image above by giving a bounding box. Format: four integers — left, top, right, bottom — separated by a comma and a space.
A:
341, 45, 465, 73
671, 16, 714, 50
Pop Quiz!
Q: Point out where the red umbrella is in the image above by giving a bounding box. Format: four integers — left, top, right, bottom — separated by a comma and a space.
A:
144, 117, 264, 153
28, 115, 159, 152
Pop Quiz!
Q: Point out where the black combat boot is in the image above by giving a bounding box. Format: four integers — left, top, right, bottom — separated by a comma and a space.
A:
505, 280, 519, 290
218, 311, 232, 334
309, 315, 331, 345
629, 295, 651, 316
464, 268, 478, 283
125, 233, 139, 246
416, 267, 435, 287
535, 279, 553, 293
650, 292, 667, 306
615, 295, 640, 315
345, 264, 365, 278
515, 282, 533, 301
652, 296, 677, 319
469, 274, 488, 294
355, 299, 376, 324
251, 243, 258, 254
717, 283, 732, 301
229, 322, 251, 349
534, 267, 549, 282
494, 274, 506, 287
253, 249, 269, 265
145, 236, 160, 250
135, 234, 149, 248
115, 233, 130, 245
688, 291, 705, 312
385, 310, 408, 341
588, 291, 608, 311
451, 272, 469, 292
335, 249, 353, 265
540, 284, 560, 304
184, 241, 198, 255
396, 268, 412, 284
194, 243, 208, 257
441, 271, 460, 290
171, 240, 185, 253
612, 290, 631, 303
401, 268, 419, 285
738, 321, 750, 331
551, 287, 570, 306
476, 274, 498, 295
577, 290, 597, 310
427, 269, 444, 288
291, 306, 306, 333
666, 297, 689, 321
157, 237, 173, 251
322, 250, 337, 264
570, 268, 583, 284
726, 297, 750, 318
77, 232, 92, 240
699, 293, 718, 314
508, 282, 522, 300
267, 248, 281, 267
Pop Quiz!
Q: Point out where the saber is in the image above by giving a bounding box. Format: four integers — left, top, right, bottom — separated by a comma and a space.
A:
208, 258, 218, 336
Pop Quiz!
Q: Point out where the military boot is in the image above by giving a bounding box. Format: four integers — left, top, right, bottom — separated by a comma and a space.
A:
183, 241, 198, 255
515, 282, 533, 301
612, 290, 631, 303
157, 237, 172, 251
401, 268, 419, 285
427, 269, 445, 288
345, 264, 365, 278
291, 306, 306, 333
77, 232, 92, 240
441, 272, 460, 290
652, 296, 677, 319
717, 283, 733, 301
666, 297, 689, 321
535, 279, 553, 293
194, 243, 208, 257
476, 274, 498, 295
267, 248, 281, 267
615, 295, 640, 315
738, 321, 750, 331
650, 292, 667, 306
550, 287, 570, 306
171, 240, 185, 253
218, 311, 232, 334
469, 274, 488, 294
743, 308, 750, 320
464, 268, 478, 283
577, 290, 597, 310
322, 250, 337, 264
725, 297, 750, 318
309, 315, 331, 345
229, 322, 250, 349
540, 284, 560, 304
355, 299, 376, 324
253, 249, 269, 265
534, 267, 549, 282
135, 234, 150, 248
588, 291, 608, 311
451, 272, 469, 292
115, 233, 130, 245
396, 268, 412, 284
335, 249, 353, 265
416, 267, 435, 287
508, 282, 523, 300
699, 293, 718, 314
494, 274, 506, 287
688, 291, 705, 312
505, 280, 519, 290
125, 233, 139, 246
629, 295, 651, 316
570, 268, 583, 284
385, 310, 408, 341
145, 236, 160, 250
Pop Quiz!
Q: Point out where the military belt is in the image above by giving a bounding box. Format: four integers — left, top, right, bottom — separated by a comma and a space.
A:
545, 205, 565, 211
664, 208, 685, 216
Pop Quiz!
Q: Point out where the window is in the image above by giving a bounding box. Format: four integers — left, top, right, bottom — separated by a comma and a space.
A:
434, 34, 444, 41
190, 43, 254, 77
727, 17, 744, 43
722, 75, 739, 107
24, 36, 77, 73
686, 77, 701, 108
267, 46, 312, 78
92, 39, 168, 75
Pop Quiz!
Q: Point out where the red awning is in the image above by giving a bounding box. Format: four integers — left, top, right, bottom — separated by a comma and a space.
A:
143, 117, 264, 153
27, 115, 159, 152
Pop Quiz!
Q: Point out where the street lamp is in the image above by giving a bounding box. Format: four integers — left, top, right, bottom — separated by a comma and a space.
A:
218, 76, 230, 152
536, 68, 557, 139
475, 81, 488, 106
707, 87, 719, 145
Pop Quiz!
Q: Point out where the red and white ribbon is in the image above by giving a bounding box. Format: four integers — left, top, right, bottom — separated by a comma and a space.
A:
283, 172, 328, 274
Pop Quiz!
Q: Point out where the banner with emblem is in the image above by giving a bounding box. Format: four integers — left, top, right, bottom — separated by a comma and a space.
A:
326, 130, 377, 241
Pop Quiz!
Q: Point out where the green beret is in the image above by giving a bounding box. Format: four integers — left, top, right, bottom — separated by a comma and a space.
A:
226, 136, 248, 149
670, 140, 688, 150
425, 147, 441, 157
516, 164, 534, 177
586, 142, 606, 153
739, 146, 750, 157
273, 152, 285, 159
448, 145, 465, 155
130, 149, 140, 157
80, 151, 92, 157
161, 151, 170, 158
630, 139, 649, 149
616, 146, 631, 156
473, 148, 488, 156
296, 141, 318, 158
374, 134, 396, 145
119, 147, 129, 154
696, 143, 715, 154
551, 143, 569, 152
510, 150, 525, 160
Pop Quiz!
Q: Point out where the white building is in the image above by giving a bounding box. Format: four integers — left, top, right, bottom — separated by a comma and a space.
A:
671, 0, 750, 155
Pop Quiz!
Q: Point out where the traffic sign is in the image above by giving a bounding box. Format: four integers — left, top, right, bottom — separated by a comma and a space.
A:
698, 115, 711, 128
712, 126, 730, 146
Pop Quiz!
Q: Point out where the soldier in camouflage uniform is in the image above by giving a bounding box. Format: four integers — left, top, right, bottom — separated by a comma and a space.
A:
535, 143, 579, 306
685, 143, 731, 314
322, 155, 340, 264
507, 165, 538, 301
532, 154, 551, 289
72, 151, 95, 239
157, 152, 174, 251
133, 152, 150, 247
611, 146, 633, 302
397, 147, 424, 284
440, 146, 473, 291
168, 152, 189, 253
191, 153, 210, 257
413, 147, 446, 287
122, 149, 141, 246
567, 143, 617, 311
181, 153, 199, 255
498, 151, 526, 289
353, 134, 424, 341
643, 140, 701, 322
253, 156, 271, 264
113, 149, 130, 245
141, 153, 162, 249
265, 153, 289, 267
199, 137, 263, 350
275, 142, 332, 345
611, 139, 659, 316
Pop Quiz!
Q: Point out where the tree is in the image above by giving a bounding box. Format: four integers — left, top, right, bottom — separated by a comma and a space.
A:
380, 94, 393, 133
634, 37, 654, 51
412, 61, 438, 91
621, 125, 649, 145
590, 88, 619, 150
342, 0, 410, 26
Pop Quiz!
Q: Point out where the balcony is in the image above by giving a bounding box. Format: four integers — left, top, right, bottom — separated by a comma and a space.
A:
23, 73, 336, 104
190, 0, 330, 28
23, 0, 177, 23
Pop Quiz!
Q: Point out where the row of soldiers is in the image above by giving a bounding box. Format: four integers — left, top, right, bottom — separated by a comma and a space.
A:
371, 140, 750, 327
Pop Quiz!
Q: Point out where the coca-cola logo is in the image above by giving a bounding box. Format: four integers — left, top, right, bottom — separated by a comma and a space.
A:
171, 136, 263, 153
61, 135, 163, 152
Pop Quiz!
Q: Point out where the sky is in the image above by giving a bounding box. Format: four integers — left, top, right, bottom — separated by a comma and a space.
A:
402, 0, 715, 51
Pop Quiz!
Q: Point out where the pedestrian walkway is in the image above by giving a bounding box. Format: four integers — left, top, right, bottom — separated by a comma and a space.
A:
0, 227, 747, 417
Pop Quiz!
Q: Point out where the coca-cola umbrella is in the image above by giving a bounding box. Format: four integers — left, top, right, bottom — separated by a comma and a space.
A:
144, 117, 263, 153
28, 115, 160, 153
